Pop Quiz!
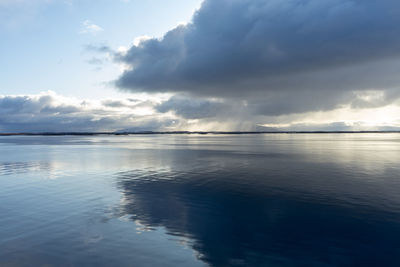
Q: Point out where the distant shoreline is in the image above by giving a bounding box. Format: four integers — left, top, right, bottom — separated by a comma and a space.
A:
1, 131, 400, 136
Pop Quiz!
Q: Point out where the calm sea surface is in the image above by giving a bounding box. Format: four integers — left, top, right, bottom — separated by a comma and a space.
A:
1, 134, 400, 266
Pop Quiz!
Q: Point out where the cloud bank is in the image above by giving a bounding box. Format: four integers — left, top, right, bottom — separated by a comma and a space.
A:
0, 92, 173, 133
116, 0, 400, 115
0, 91, 399, 132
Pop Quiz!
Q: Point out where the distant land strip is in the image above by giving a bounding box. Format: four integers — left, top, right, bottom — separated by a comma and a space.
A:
1, 131, 400, 136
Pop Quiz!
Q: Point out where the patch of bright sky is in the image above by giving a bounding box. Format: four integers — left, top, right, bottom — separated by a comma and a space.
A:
260, 103, 400, 130
0, 0, 202, 99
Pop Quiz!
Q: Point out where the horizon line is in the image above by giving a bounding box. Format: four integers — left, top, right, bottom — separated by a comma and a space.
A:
1, 131, 400, 136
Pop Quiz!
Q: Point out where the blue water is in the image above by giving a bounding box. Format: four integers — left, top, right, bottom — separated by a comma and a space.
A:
1, 134, 400, 266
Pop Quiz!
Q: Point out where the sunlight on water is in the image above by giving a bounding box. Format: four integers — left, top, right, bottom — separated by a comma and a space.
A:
1, 134, 400, 266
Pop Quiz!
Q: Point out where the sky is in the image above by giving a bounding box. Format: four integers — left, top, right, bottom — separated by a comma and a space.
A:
1, 0, 400, 132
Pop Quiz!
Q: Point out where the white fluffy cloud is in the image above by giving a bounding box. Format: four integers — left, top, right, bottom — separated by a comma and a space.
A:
80, 20, 104, 35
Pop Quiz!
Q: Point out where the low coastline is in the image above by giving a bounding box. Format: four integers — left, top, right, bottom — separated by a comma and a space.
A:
1, 131, 400, 136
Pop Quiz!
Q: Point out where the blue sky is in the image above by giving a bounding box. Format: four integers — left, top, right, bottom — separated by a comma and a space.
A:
1, 0, 201, 98
1, 0, 400, 132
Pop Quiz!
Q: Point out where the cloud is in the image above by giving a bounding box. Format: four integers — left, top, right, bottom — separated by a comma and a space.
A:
115, 0, 400, 115
83, 43, 116, 71
156, 96, 228, 119
1, 91, 399, 133
0, 91, 168, 133
153, 94, 400, 131
80, 20, 103, 35
85, 44, 113, 53
86, 57, 105, 66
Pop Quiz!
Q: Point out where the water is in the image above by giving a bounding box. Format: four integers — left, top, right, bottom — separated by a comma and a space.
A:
0, 134, 400, 266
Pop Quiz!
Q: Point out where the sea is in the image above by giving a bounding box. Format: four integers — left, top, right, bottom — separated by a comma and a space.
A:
1, 133, 400, 266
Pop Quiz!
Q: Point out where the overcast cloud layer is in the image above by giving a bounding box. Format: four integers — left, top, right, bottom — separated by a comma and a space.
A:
116, 0, 400, 116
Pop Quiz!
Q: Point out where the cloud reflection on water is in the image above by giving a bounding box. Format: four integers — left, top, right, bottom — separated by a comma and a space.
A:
114, 140, 400, 266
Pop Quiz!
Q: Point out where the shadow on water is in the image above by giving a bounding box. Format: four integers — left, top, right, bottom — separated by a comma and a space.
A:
115, 149, 400, 266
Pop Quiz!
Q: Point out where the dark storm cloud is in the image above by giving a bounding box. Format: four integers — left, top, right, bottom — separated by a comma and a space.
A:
155, 86, 398, 118
116, 0, 400, 114
156, 96, 228, 119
